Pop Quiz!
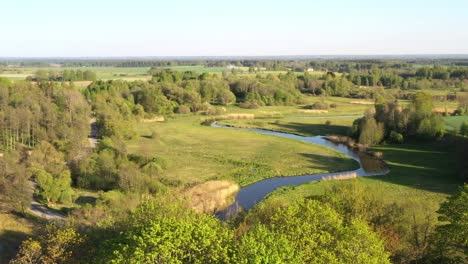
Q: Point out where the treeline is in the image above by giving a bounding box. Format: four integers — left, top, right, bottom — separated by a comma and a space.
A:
84, 69, 304, 117
0, 78, 90, 211
0, 78, 90, 152
351, 92, 446, 145
3, 57, 468, 68
27, 69, 97, 82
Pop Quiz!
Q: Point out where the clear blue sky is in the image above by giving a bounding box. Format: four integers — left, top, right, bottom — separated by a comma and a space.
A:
2, 0, 467, 57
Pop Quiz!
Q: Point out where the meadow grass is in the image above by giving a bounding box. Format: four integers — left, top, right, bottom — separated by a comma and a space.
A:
444, 115, 468, 132
126, 115, 358, 187
220, 117, 357, 137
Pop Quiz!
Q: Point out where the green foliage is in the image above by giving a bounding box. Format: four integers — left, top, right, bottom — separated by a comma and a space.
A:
358, 114, 385, 145
427, 185, 468, 263
389, 130, 404, 143
416, 114, 445, 140
305, 101, 328, 110
255, 199, 390, 263
235, 224, 299, 263
101, 201, 234, 264
460, 121, 468, 136
411, 92, 434, 116
32, 168, 73, 204
11, 225, 84, 264
0, 151, 31, 213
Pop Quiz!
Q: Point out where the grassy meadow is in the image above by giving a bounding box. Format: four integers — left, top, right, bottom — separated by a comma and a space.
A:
126, 115, 358, 187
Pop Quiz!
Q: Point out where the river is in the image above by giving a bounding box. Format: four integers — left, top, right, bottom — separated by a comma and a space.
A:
211, 118, 388, 220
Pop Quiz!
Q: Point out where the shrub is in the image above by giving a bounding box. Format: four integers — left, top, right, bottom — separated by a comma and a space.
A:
305, 102, 328, 110
149, 131, 158, 139
204, 107, 224, 116
389, 130, 404, 143
201, 119, 217, 126
239, 101, 260, 109
176, 105, 191, 114
460, 121, 468, 137
329, 103, 337, 108
325, 120, 332, 125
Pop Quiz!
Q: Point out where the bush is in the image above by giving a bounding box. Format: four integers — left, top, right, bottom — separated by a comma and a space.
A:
204, 107, 224, 116
329, 103, 337, 108
176, 105, 191, 114
239, 101, 260, 109
149, 131, 158, 139
460, 121, 468, 136
305, 102, 328, 110
325, 120, 332, 125
201, 118, 217, 126
389, 130, 404, 143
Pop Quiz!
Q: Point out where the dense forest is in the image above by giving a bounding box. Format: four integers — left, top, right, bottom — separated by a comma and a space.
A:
0, 60, 467, 263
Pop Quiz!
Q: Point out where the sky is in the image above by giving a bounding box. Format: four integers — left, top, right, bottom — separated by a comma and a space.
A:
1, 0, 468, 57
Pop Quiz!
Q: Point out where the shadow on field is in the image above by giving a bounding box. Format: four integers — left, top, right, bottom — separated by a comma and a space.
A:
0, 230, 28, 263
299, 153, 359, 171
365, 140, 462, 194
273, 122, 349, 136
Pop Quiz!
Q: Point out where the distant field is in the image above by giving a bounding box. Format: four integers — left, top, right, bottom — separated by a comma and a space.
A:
0, 66, 152, 80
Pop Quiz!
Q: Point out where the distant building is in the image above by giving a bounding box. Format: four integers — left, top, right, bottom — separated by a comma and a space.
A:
227, 64, 236, 69
307, 68, 314, 72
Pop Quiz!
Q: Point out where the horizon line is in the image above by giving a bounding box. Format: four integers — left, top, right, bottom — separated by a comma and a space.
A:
2, 54, 468, 61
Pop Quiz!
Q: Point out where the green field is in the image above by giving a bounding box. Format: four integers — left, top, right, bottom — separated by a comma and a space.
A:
126, 115, 358, 187
0, 66, 152, 81
444, 115, 468, 132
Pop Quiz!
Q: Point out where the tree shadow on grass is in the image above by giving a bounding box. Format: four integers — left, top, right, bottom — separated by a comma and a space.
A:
298, 153, 359, 172
0, 230, 29, 263
272, 122, 350, 136
364, 141, 462, 195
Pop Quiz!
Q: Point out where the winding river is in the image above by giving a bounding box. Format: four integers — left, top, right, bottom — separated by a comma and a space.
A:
211, 116, 389, 219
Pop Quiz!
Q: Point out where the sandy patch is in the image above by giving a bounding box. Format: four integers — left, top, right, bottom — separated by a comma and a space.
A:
142, 116, 165, 123
0, 73, 31, 78
297, 109, 329, 114
322, 172, 357, 180
184, 180, 240, 214
350, 100, 374, 105
220, 113, 255, 119
73, 81, 93, 87
433, 108, 456, 114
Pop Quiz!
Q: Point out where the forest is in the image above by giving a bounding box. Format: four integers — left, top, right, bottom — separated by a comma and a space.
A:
0, 59, 467, 264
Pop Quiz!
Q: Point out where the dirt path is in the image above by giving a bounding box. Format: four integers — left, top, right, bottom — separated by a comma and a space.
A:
89, 116, 98, 148
28, 181, 65, 221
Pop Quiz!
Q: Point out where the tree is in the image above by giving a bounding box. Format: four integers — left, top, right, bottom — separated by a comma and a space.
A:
102, 201, 234, 263
264, 199, 390, 263
427, 185, 468, 263
235, 225, 300, 263
31, 168, 73, 204
0, 151, 31, 213
460, 121, 468, 137
411, 92, 434, 116
359, 114, 385, 146
11, 226, 84, 264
